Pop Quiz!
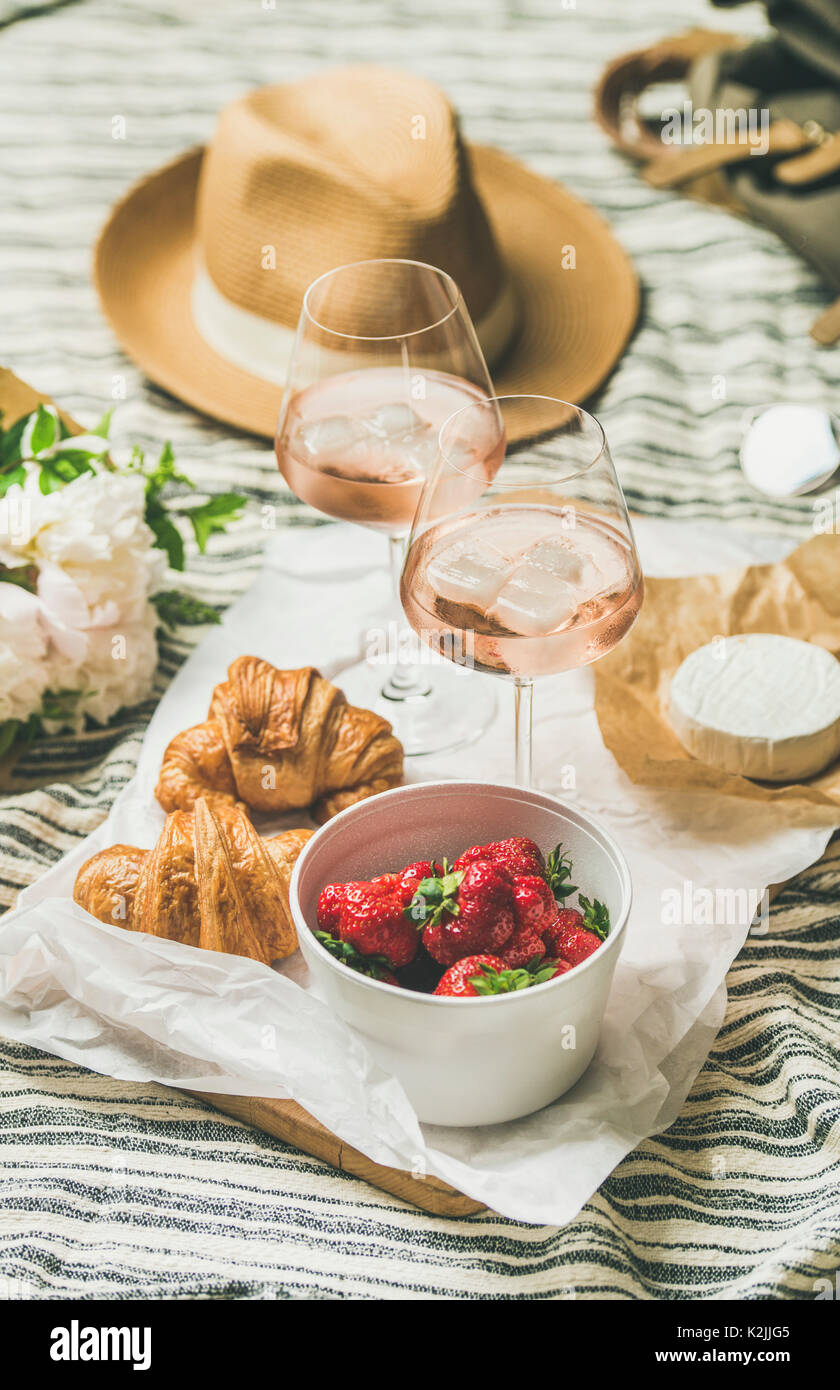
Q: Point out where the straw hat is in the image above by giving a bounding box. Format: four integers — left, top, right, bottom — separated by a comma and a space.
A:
94, 66, 638, 442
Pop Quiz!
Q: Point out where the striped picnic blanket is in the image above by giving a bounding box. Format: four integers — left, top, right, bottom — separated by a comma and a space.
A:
1, 0, 838, 1299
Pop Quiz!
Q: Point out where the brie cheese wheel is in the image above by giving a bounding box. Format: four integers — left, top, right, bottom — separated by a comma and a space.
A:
669, 634, 840, 783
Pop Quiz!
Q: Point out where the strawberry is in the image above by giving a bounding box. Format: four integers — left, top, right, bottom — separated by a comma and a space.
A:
542, 908, 602, 967
370, 872, 399, 892
497, 873, 558, 968
512, 874, 558, 936
415, 859, 516, 966
396, 860, 439, 907
554, 924, 602, 967
542, 906, 583, 954
339, 885, 418, 968
315, 932, 402, 986
433, 954, 508, 997
316, 881, 361, 933
502, 924, 546, 970
454, 836, 545, 879
318, 873, 399, 933
434, 954, 567, 997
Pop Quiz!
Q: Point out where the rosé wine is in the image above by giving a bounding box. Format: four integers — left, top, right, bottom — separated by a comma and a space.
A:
400, 504, 643, 678
276, 366, 504, 533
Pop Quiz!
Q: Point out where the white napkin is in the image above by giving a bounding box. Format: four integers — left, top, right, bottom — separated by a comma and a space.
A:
0, 518, 832, 1225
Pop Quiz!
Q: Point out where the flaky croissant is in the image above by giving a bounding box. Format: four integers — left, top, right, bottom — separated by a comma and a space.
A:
73, 798, 312, 965
155, 656, 403, 822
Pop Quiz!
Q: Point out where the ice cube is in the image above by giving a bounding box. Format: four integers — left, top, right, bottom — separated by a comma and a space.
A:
490, 564, 578, 636
296, 415, 366, 458
393, 429, 440, 476
527, 537, 583, 582
365, 403, 425, 439
427, 536, 514, 608
526, 536, 599, 589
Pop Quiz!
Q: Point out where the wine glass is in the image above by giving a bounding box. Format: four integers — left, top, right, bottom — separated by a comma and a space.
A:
275, 258, 504, 755
400, 395, 644, 785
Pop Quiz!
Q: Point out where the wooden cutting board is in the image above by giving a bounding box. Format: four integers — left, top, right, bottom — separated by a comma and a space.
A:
187, 876, 794, 1218
186, 1090, 486, 1217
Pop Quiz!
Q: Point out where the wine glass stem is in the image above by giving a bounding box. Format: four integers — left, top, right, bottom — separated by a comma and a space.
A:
514, 677, 534, 787
380, 533, 431, 702
388, 533, 405, 598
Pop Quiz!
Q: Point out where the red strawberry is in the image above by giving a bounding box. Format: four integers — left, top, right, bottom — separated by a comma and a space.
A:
433, 954, 508, 997
339, 886, 418, 968
421, 860, 515, 966
543, 958, 573, 980
556, 925, 603, 967
434, 953, 567, 997
396, 861, 439, 907
543, 908, 602, 967
454, 836, 545, 879
541, 907, 584, 956
370, 872, 399, 891
512, 874, 558, 936
319, 875, 401, 935
502, 924, 546, 970
499, 873, 558, 967
317, 881, 361, 933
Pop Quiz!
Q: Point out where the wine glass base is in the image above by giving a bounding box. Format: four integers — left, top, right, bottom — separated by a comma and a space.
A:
334, 659, 497, 757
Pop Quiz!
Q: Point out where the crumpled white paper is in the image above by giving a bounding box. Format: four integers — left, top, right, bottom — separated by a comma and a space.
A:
0, 518, 834, 1225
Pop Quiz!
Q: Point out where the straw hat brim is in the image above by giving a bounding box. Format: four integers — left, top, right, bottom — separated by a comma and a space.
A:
94, 143, 638, 443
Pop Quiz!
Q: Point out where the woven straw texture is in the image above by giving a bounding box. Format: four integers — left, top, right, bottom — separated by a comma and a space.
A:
1, 0, 839, 1300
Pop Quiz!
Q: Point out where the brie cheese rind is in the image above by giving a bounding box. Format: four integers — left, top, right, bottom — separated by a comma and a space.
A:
669, 634, 840, 784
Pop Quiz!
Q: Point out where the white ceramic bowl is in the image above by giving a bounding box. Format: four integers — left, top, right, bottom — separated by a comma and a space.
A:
290, 781, 632, 1127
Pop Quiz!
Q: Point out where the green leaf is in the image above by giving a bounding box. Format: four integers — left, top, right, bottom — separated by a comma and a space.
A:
404, 865, 463, 928
0, 413, 30, 470
91, 408, 113, 438
46, 449, 100, 472
38, 466, 66, 494
579, 895, 610, 941
529, 958, 565, 986
546, 842, 577, 902
146, 509, 185, 571
0, 465, 26, 497
29, 404, 57, 455
469, 963, 536, 995
0, 701, 77, 757
185, 492, 247, 553
314, 931, 394, 981
0, 562, 36, 591
151, 590, 221, 629
0, 720, 20, 758
39, 688, 85, 722
143, 440, 193, 500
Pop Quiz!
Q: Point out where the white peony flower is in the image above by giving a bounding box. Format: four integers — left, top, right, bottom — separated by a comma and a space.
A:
0, 585, 52, 724
32, 472, 168, 624
1, 469, 167, 731
45, 618, 160, 730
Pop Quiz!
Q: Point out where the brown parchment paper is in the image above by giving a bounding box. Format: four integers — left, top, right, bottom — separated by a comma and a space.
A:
592, 532, 840, 826
0, 366, 80, 435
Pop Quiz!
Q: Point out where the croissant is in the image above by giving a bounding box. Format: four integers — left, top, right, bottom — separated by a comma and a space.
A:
73, 798, 313, 965
155, 656, 403, 822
